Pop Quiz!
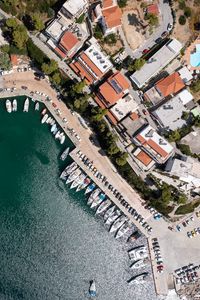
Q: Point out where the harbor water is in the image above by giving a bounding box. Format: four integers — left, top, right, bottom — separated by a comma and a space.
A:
0, 96, 157, 300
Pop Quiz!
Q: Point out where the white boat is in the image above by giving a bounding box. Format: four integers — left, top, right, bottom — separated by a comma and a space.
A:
96, 199, 111, 215
76, 177, 91, 192
35, 102, 39, 110
105, 210, 121, 226
13, 99, 17, 111
115, 220, 132, 239
89, 280, 96, 297
60, 162, 77, 180
53, 127, 58, 135
110, 215, 127, 233
127, 272, 149, 284
91, 193, 106, 209
66, 168, 81, 184
46, 116, 51, 124
41, 108, 46, 115
60, 147, 70, 161
55, 131, 61, 139
23, 98, 29, 112
51, 124, 56, 133
87, 188, 101, 205
70, 173, 86, 189
41, 113, 48, 124
60, 135, 65, 145
104, 206, 115, 221
130, 259, 148, 269
6, 99, 12, 113
85, 183, 96, 195
128, 246, 148, 261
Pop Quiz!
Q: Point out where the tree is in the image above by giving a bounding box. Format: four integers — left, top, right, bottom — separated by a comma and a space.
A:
0, 44, 10, 53
41, 59, 58, 75
6, 18, 18, 28
161, 184, 171, 205
104, 33, 117, 45
107, 143, 120, 155
76, 13, 85, 24
132, 58, 146, 71
13, 25, 28, 49
116, 152, 128, 166
184, 7, 192, 18
168, 130, 181, 142
93, 24, 103, 40
31, 13, 45, 31
0, 52, 11, 70
179, 0, 186, 10
51, 72, 61, 85
146, 13, 159, 27
179, 15, 186, 25
26, 38, 47, 65
90, 107, 107, 122
72, 80, 85, 94
117, 0, 127, 8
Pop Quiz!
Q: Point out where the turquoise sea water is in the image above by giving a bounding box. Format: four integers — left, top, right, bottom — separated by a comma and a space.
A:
0, 96, 157, 300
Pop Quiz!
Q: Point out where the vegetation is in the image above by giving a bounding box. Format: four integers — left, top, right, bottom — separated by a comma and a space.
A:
0, 51, 11, 70
76, 13, 85, 24
128, 58, 146, 72
179, 15, 186, 25
31, 13, 45, 31
104, 33, 117, 45
146, 13, 159, 27
177, 143, 192, 156
184, 7, 192, 18
93, 24, 103, 40
41, 59, 58, 75
175, 200, 200, 215
117, 0, 127, 8
190, 78, 200, 93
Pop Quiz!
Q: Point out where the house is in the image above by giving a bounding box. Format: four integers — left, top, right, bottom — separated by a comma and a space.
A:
70, 43, 113, 84
146, 4, 159, 16
58, 0, 88, 21
133, 148, 155, 170
130, 39, 182, 88
133, 124, 174, 164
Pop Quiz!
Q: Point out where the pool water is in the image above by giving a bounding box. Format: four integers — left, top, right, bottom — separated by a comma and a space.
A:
190, 44, 200, 67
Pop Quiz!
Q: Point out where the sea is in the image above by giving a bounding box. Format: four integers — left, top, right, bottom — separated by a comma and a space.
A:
0, 96, 157, 300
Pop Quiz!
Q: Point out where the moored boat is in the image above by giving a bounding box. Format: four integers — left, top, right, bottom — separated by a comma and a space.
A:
66, 168, 81, 184
76, 177, 91, 192
105, 209, 121, 226
115, 220, 132, 239
13, 99, 17, 111
55, 130, 61, 139
89, 280, 96, 297
23, 98, 29, 112
51, 124, 56, 133
127, 272, 149, 284
41, 108, 47, 115
85, 183, 96, 195
46, 116, 51, 124
96, 199, 111, 215
128, 245, 148, 260
60, 147, 70, 161
53, 127, 58, 135
109, 215, 127, 233
87, 188, 101, 205
60, 135, 65, 145
70, 172, 86, 189
35, 102, 39, 110
91, 192, 106, 209
60, 162, 77, 180
6, 99, 12, 113
130, 258, 148, 269
41, 113, 48, 124
104, 206, 115, 221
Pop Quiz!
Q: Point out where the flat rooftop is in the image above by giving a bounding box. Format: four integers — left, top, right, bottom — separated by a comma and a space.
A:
62, 0, 87, 16
130, 39, 182, 88
45, 18, 68, 41
110, 94, 138, 121
85, 44, 112, 74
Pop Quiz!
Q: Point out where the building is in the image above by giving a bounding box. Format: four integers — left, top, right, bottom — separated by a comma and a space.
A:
70, 43, 113, 84
130, 39, 182, 88
146, 4, 159, 16
58, 0, 88, 21
133, 125, 174, 164
133, 148, 155, 170
109, 94, 139, 121
178, 66, 193, 84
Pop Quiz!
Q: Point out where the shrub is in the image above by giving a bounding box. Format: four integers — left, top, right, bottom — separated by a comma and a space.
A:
179, 15, 186, 25
175, 200, 200, 215
184, 7, 192, 18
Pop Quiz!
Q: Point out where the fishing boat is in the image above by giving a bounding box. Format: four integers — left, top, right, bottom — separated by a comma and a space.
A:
130, 259, 148, 269
76, 177, 91, 192
115, 220, 132, 239
128, 245, 148, 260
6, 99, 12, 113
87, 188, 101, 205
104, 206, 115, 221
41, 108, 47, 115
70, 173, 86, 189
85, 183, 96, 195
127, 272, 149, 284
55, 131, 61, 139
105, 210, 121, 226
96, 199, 111, 215
51, 124, 56, 133
41, 113, 48, 124
12, 99, 17, 111
89, 280, 96, 297
35, 102, 39, 110
60, 162, 77, 180
60, 135, 65, 145
91, 193, 106, 209
109, 215, 127, 233
23, 98, 29, 112
66, 168, 81, 184
60, 147, 70, 161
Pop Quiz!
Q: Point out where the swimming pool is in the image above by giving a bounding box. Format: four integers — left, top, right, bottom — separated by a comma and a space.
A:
190, 44, 200, 67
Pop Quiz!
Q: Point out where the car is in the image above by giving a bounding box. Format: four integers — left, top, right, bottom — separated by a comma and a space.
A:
52, 102, 57, 108
187, 231, 192, 238
191, 230, 196, 237
154, 213, 161, 220
167, 23, 173, 31
142, 48, 149, 54
142, 108, 149, 116
190, 216, 194, 222
182, 221, 187, 227
161, 31, 168, 38
155, 37, 162, 44
196, 211, 200, 218
176, 225, 181, 232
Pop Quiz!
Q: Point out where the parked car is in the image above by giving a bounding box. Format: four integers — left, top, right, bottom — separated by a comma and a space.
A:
155, 37, 162, 44
167, 23, 173, 31
142, 48, 150, 54
161, 31, 168, 38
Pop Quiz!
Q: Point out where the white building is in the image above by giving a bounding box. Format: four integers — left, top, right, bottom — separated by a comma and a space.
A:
58, 0, 88, 21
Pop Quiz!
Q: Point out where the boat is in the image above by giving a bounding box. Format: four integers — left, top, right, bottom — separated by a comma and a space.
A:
130, 259, 148, 269
128, 245, 148, 260
87, 188, 101, 205
23, 98, 29, 112
46, 116, 51, 124
60, 162, 77, 180
66, 168, 81, 184
41, 113, 48, 124
104, 206, 115, 221
85, 183, 96, 195
6, 99, 12, 113
105, 210, 121, 226
41, 108, 47, 115
127, 230, 141, 242
55, 131, 61, 139
89, 280, 96, 297
115, 220, 132, 239
60, 147, 70, 161
12, 99, 17, 111
76, 177, 91, 192
35, 102, 39, 110
109, 215, 127, 233
70, 173, 86, 189
127, 272, 149, 284
51, 124, 56, 133
53, 127, 58, 135
60, 135, 65, 145
91, 192, 106, 209
96, 199, 111, 215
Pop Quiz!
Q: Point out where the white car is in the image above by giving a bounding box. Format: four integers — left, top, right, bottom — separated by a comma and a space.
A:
167, 23, 173, 31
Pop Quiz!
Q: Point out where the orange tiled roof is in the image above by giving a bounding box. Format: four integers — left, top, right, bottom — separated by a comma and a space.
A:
10, 54, 18, 66
70, 61, 94, 84
147, 4, 159, 15
130, 112, 139, 121
156, 72, 185, 97
55, 47, 66, 59
60, 31, 78, 52
136, 134, 146, 145
136, 150, 152, 166
102, 5, 122, 29
99, 71, 129, 106
95, 96, 118, 125
80, 53, 103, 78
147, 139, 168, 158
103, 0, 113, 8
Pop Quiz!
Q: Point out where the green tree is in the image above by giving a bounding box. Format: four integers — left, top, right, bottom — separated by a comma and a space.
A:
6, 18, 18, 28
26, 38, 47, 66
179, 0, 186, 10
184, 7, 192, 18
190, 79, 200, 93
168, 130, 181, 142
42, 59, 58, 75
116, 152, 128, 166
146, 13, 159, 27
117, 0, 127, 8
161, 184, 171, 205
0, 52, 11, 70
0, 44, 10, 53
179, 15, 186, 25
130, 58, 146, 71
93, 24, 103, 40
72, 80, 85, 94
107, 143, 120, 155
13, 25, 28, 49
76, 13, 85, 24
104, 33, 117, 45
90, 107, 107, 122
51, 72, 61, 85
31, 13, 45, 31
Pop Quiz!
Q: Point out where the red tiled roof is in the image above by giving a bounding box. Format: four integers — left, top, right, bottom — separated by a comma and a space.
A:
147, 4, 159, 15
80, 53, 103, 78
156, 72, 185, 97
136, 150, 152, 166
130, 112, 139, 121
69, 61, 94, 84
147, 139, 168, 158
103, 0, 113, 8
55, 47, 66, 59
102, 5, 122, 29
59, 31, 78, 52
10, 54, 18, 66
95, 96, 118, 125
136, 134, 146, 145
